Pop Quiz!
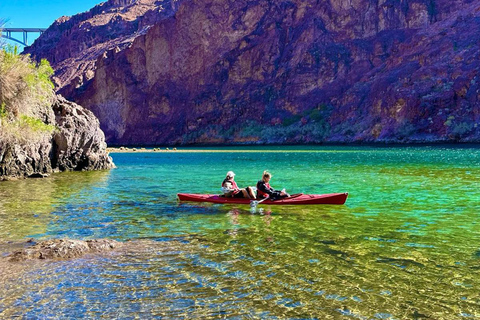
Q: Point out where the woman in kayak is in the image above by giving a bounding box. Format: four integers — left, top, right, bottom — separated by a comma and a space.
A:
256, 171, 290, 200
222, 171, 256, 199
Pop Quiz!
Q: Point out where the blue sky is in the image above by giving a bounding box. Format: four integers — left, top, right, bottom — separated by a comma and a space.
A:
1, 0, 104, 46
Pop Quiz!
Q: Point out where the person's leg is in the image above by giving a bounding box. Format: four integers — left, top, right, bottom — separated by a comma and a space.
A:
241, 189, 249, 198
233, 191, 243, 198
246, 187, 255, 199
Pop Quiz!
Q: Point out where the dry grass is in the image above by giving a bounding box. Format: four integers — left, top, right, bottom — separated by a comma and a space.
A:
0, 37, 56, 145
0, 49, 54, 118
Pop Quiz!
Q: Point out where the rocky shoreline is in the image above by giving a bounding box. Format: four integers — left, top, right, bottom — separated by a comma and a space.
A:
106, 142, 480, 153
107, 146, 178, 153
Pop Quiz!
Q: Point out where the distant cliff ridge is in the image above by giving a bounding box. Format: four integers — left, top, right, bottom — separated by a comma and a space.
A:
26, 0, 480, 144
24, 0, 184, 97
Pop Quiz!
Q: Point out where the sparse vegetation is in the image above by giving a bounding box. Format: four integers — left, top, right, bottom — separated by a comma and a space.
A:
0, 45, 54, 117
0, 37, 56, 145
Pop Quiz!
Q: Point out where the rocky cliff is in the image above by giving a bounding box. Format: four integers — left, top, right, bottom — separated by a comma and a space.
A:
24, 0, 184, 97
25, 0, 480, 144
0, 95, 114, 180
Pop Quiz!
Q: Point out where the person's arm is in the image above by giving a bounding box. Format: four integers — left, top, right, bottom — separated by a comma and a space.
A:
257, 181, 280, 197
257, 181, 269, 195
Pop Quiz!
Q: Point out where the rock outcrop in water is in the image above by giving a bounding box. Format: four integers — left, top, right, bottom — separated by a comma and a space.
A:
25, 0, 480, 144
3, 238, 193, 262
6, 239, 121, 261
0, 95, 115, 180
52, 95, 115, 171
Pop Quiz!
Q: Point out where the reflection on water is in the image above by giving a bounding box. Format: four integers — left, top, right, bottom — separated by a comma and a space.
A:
0, 146, 480, 319
0, 170, 110, 241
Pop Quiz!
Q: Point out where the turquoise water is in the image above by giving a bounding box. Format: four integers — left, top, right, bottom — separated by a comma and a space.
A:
0, 146, 479, 319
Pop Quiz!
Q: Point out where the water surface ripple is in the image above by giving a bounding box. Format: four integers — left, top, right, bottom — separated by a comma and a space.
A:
0, 146, 479, 319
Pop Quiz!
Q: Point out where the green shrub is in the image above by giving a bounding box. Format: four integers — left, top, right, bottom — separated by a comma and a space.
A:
19, 115, 56, 133
0, 102, 6, 118
450, 121, 473, 137
282, 115, 302, 127
0, 115, 56, 145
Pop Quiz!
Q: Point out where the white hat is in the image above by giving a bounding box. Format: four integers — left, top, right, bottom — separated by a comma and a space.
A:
226, 171, 235, 177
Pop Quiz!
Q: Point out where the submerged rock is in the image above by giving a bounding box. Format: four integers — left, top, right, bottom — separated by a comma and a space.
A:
7, 239, 121, 261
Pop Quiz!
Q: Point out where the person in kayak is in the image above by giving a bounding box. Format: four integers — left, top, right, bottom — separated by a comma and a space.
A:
222, 171, 256, 199
256, 170, 290, 200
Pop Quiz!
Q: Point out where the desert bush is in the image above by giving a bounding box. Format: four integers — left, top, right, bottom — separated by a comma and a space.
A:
0, 41, 56, 145
0, 46, 54, 118
450, 121, 474, 137
236, 119, 330, 143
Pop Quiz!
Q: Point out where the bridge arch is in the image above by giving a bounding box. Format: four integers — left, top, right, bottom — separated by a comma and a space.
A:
1, 28, 46, 47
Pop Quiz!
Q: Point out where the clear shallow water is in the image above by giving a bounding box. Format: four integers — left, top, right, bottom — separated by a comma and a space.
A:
0, 146, 479, 319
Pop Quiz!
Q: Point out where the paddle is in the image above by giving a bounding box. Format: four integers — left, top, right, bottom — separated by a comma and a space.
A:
250, 196, 269, 207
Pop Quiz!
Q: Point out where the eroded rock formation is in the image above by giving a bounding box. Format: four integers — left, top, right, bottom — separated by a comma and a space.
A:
0, 95, 115, 180
24, 0, 184, 97
25, 0, 480, 144
52, 95, 115, 171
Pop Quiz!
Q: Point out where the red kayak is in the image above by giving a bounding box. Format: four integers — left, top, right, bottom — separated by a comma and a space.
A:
177, 192, 348, 205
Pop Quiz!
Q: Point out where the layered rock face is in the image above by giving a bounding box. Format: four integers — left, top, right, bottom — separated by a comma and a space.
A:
24, 0, 184, 98
26, 0, 480, 144
0, 95, 114, 180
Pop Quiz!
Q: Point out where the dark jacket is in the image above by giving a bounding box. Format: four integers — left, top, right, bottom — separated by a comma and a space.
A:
256, 180, 284, 200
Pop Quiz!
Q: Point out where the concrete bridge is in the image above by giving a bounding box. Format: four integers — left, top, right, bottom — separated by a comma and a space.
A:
1, 28, 46, 46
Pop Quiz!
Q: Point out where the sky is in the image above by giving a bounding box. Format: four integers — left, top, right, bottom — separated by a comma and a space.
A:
1, 0, 104, 46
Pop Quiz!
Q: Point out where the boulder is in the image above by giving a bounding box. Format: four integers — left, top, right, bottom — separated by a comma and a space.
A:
0, 95, 115, 180
0, 136, 54, 180
52, 95, 115, 171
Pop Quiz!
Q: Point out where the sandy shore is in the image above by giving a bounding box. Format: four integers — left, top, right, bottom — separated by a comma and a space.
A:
106, 147, 325, 153
106, 147, 374, 153
107, 147, 180, 153
106, 147, 259, 153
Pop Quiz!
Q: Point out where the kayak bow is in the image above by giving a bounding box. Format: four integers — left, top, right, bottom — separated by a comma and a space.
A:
177, 192, 348, 205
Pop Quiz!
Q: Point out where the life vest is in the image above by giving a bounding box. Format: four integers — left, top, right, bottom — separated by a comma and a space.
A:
222, 178, 240, 194
256, 180, 270, 198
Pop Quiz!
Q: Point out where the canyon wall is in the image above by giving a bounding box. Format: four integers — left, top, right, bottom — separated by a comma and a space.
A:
26, 0, 480, 144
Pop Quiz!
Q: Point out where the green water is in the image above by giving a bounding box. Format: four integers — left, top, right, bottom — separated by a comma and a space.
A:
0, 146, 479, 319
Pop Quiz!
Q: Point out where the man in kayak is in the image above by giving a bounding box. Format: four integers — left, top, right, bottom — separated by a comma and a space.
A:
222, 171, 256, 199
256, 171, 290, 200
